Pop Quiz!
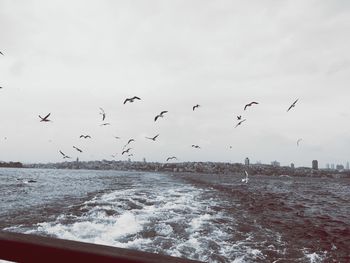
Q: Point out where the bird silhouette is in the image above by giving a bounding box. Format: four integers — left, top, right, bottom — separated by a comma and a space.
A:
166, 156, 177, 161
39, 113, 51, 122
59, 150, 71, 159
297, 138, 303, 146
237, 115, 242, 120
100, 123, 110, 126
73, 146, 83, 153
0, 51, 3, 56
122, 148, 132, 155
127, 139, 135, 145
114, 136, 121, 139
287, 99, 299, 112
192, 145, 201, 149
192, 104, 200, 111
99, 107, 106, 121
244, 102, 259, 111
154, 111, 168, 122
145, 134, 159, 141
123, 96, 141, 104
80, 135, 91, 139
235, 119, 246, 128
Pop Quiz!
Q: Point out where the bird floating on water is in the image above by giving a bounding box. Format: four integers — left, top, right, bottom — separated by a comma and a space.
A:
242, 171, 249, 183
146, 134, 159, 141
73, 146, 83, 153
154, 111, 168, 122
59, 150, 71, 159
244, 102, 259, 111
287, 99, 299, 112
39, 113, 51, 122
193, 104, 200, 111
124, 96, 141, 104
235, 119, 246, 128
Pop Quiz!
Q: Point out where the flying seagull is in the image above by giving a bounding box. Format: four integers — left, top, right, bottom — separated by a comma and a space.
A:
100, 123, 110, 126
0, 51, 3, 56
297, 138, 303, 146
114, 136, 121, 139
235, 119, 246, 128
127, 139, 135, 145
73, 146, 83, 153
154, 111, 168, 122
124, 96, 141, 104
59, 150, 71, 159
192, 104, 200, 111
242, 171, 249, 184
237, 115, 242, 120
80, 135, 91, 139
122, 148, 132, 155
287, 99, 299, 112
128, 154, 134, 157
166, 156, 177, 161
39, 113, 51, 122
192, 145, 201, 149
145, 134, 159, 141
244, 102, 259, 111
99, 107, 106, 121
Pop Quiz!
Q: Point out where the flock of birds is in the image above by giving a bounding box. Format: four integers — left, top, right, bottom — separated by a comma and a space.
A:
39, 97, 300, 162
1, 50, 302, 183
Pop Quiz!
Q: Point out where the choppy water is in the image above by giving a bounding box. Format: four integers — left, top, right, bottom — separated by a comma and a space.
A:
0, 168, 349, 262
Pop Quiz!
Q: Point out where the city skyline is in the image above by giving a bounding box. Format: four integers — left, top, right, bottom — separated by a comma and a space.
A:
0, 0, 350, 167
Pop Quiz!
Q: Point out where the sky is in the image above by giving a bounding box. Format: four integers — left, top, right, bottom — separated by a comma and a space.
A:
0, 0, 349, 167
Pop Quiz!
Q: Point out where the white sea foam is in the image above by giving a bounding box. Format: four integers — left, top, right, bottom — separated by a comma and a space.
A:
6, 173, 287, 262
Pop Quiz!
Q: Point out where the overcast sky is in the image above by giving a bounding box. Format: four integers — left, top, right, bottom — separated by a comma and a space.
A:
0, 0, 349, 167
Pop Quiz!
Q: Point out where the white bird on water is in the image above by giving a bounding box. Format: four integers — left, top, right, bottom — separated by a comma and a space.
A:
242, 171, 249, 184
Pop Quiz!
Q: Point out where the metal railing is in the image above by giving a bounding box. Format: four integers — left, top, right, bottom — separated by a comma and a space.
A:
0, 231, 201, 263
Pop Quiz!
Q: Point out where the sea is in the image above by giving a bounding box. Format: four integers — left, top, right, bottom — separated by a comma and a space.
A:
0, 168, 349, 263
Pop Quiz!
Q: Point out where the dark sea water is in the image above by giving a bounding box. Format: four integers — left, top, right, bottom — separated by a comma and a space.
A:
0, 168, 349, 262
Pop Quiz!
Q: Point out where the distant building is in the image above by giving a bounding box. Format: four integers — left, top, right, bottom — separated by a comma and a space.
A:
312, 160, 318, 170
336, 164, 344, 170
291, 163, 295, 169
326, 163, 330, 169
271, 161, 280, 167
346, 162, 349, 170
331, 164, 335, 170
143, 158, 146, 163
245, 157, 250, 166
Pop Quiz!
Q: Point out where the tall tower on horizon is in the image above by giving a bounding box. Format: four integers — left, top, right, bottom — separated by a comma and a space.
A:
346, 162, 349, 170
245, 157, 250, 166
312, 160, 318, 170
